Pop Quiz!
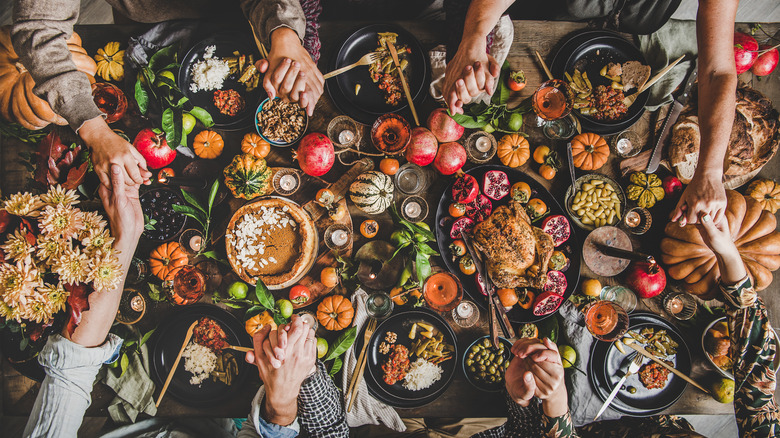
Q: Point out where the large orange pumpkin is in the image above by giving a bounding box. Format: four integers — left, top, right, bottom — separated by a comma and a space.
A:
316, 294, 354, 331
241, 133, 271, 158
571, 132, 610, 171
149, 241, 188, 281
496, 133, 530, 168
660, 190, 780, 298
193, 130, 224, 159
0, 26, 97, 130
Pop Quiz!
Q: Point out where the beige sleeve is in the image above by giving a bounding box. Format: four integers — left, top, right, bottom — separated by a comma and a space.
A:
239, 0, 307, 46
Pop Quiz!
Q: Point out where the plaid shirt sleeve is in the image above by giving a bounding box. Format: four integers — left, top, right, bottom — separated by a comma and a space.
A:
720, 276, 780, 437
471, 393, 578, 438
297, 361, 349, 437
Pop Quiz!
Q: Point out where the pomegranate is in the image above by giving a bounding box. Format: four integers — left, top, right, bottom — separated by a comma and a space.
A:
427, 108, 464, 142
541, 215, 571, 247
482, 170, 510, 200
475, 272, 487, 296
752, 45, 779, 76
293, 133, 334, 176
405, 127, 439, 166
543, 270, 567, 296
734, 32, 759, 74
452, 174, 479, 204
532, 291, 564, 316
625, 261, 666, 299
133, 128, 175, 169
434, 142, 466, 175
662, 175, 683, 196
465, 194, 492, 222
449, 216, 475, 239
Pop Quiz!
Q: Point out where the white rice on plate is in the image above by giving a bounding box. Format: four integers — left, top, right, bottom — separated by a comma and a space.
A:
189, 45, 230, 93
403, 358, 443, 391
182, 341, 217, 385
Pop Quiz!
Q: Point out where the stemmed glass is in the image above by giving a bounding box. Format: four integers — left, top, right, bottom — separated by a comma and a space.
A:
532, 79, 574, 138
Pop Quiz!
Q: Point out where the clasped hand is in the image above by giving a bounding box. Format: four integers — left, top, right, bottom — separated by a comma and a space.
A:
506, 338, 568, 416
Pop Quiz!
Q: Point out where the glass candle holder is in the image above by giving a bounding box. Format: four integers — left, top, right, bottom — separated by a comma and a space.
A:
465, 131, 497, 164
324, 224, 352, 251
179, 228, 205, 255
452, 300, 480, 328
423, 271, 463, 312
600, 285, 638, 313
327, 115, 362, 149
371, 113, 411, 155
125, 257, 149, 285
622, 207, 652, 235
296, 310, 319, 331
542, 113, 578, 140
272, 169, 301, 196
92, 82, 128, 123
611, 130, 642, 158
664, 292, 697, 320
400, 196, 429, 223
366, 291, 394, 319
116, 288, 146, 324
395, 163, 429, 195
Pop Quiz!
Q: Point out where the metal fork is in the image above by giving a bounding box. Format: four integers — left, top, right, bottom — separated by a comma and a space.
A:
346, 317, 377, 412
323, 52, 381, 80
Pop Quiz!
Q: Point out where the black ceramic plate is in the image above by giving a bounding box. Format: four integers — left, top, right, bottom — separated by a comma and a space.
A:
434, 164, 581, 324
354, 308, 457, 407
326, 23, 428, 125
149, 305, 253, 407
179, 35, 267, 130
550, 32, 648, 135
588, 312, 691, 416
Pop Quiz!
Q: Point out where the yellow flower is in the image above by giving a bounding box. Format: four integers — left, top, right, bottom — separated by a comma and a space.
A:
36, 234, 67, 263
0, 260, 42, 308
52, 247, 89, 285
81, 228, 114, 253
0, 301, 20, 322
81, 211, 108, 235
24, 297, 53, 323
88, 250, 123, 292
4, 192, 44, 217
40, 204, 84, 240
1, 229, 34, 262
40, 185, 79, 207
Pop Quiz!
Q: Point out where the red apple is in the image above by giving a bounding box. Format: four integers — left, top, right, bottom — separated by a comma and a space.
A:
133, 128, 175, 169
752, 45, 779, 76
734, 32, 759, 74
662, 175, 683, 196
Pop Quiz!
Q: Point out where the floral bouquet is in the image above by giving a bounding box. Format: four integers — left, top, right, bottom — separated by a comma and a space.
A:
0, 185, 121, 345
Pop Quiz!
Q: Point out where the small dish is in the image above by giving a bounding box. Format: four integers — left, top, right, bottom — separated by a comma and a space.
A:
255, 98, 308, 147
462, 336, 512, 392
702, 316, 780, 380
565, 173, 626, 231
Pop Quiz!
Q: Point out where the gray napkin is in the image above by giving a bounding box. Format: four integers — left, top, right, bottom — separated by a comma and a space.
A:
638, 19, 699, 110
101, 343, 158, 423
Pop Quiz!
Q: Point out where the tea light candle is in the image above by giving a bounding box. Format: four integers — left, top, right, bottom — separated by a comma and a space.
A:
624, 210, 641, 228
475, 135, 491, 153
456, 302, 473, 318
339, 130, 355, 144
130, 294, 145, 312
404, 200, 422, 218
667, 296, 684, 314
616, 138, 633, 155
331, 229, 349, 246
189, 235, 203, 252
298, 311, 317, 327
279, 174, 297, 191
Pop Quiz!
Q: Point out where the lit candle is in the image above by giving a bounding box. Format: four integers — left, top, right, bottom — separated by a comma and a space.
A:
667, 296, 684, 314
625, 210, 641, 228
616, 138, 633, 155
456, 302, 473, 318
339, 130, 355, 144
298, 311, 317, 327
279, 174, 297, 191
404, 201, 421, 218
130, 294, 145, 312
331, 229, 349, 246
475, 136, 491, 153
189, 234, 203, 252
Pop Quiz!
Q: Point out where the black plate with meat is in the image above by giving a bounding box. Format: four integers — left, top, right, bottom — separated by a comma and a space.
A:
354, 308, 457, 408
550, 31, 649, 135
589, 312, 691, 416
179, 34, 267, 130
149, 305, 253, 407
325, 23, 428, 125
434, 164, 581, 324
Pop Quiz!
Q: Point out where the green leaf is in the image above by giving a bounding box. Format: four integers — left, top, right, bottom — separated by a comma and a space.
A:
179, 189, 207, 214
139, 328, 155, 347
19, 337, 28, 350
189, 106, 214, 128
172, 203, 205, 219
120, 353, 129, 376
134, 80, 149, 115
448, 111, 485, 129
154, 74, 177, 89
329, 356, 343, 376
178, 212, 206, 229
390, 241, 411, 260
161, 108, 175, 138
147, 283, 166, 302
416, 243, 439, 257
245, 305, 264, 319
124, 339, 137, 348
272, 312, 288, 326
324, 326, 357, 361
224, 301, 243, 309
469, 102, 490, 116
207, 180, 219, 216
149, 44, 178, 72
492, 60, 511, 105
171, 107, 183, 147
415, 251, 431, 286
255, 279, 275, 311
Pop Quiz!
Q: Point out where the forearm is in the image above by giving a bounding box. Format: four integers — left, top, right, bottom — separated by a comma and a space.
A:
240, 0, 306, 46
12, 0, 102, 131
460, 0, 514, 48
715, 248, 748, 286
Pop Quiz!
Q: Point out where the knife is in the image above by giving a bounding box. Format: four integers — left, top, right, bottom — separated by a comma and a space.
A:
646, 58, 698, 173
594, 353, 642, 420
386, 42, 420, 126
594, 243, 655, 264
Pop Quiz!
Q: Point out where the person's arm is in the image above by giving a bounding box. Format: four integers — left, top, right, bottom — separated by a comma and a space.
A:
442, 0, 513, 114
297, 361, 349, 437
670, 0, 738, 227
23, 164, 143, 437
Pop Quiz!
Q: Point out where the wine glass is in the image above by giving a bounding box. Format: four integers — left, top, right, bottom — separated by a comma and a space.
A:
584, 300, 629, 342
532, 79, 573, 122
371, 113, 411, 155
423, 272, 463, 312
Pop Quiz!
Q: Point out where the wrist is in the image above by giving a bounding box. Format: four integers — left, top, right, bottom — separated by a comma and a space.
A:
262, 393, 298, 426
78, 117, 111, 145
541, 389, 569, 418
270, 27, 302, 50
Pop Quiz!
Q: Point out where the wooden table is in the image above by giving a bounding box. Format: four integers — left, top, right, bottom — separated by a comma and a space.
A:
2, 20, 779, 422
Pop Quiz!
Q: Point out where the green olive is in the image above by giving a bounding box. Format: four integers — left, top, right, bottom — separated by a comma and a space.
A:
471, 345, 480, 354
482, 338, 491, 348
628, 386, 637, 394
488, 365, 496, 374
495, 356, 504, 366
478, 364, 486, 372
469, 366, 476, 373
466, 359, 473, 366
488, 353, 495, 361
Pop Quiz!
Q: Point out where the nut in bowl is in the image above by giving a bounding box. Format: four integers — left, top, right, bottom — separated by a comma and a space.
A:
565, 174, 626, 231
255, 98, 308, 147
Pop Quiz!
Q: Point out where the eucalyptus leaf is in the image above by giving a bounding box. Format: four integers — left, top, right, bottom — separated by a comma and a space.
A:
255, 279, 275, 310
324, 326, 356, 361
329, 356, 343, 376
134, 80, 149, 115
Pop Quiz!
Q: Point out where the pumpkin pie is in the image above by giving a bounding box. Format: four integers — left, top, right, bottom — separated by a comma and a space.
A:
226, 197, 317, 289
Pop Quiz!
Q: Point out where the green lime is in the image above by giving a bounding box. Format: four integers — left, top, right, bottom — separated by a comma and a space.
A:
482, 123, 496, 134
316, 337, 328, 359
559, 345, 577, 369
227, 281, 249, 300
154, 70, 175, 88
276, 299, 294, 319
391, 230, 411, 247
506, 113, 524, 132
182, 113, 196, 134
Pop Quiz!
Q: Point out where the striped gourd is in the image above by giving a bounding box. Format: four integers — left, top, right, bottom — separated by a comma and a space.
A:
349, 171, 394, 214
223, 153, 273, 200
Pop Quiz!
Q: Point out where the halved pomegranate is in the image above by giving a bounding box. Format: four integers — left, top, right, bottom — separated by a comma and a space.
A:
452, 174, 479, 204
450, 216, 476, 239
532, 291, 564, 316
465, 194, 492, 222
483, 170, 510, 200
542, 215, 571, 247
475, 273, 487, 296
543, 270, 567, 296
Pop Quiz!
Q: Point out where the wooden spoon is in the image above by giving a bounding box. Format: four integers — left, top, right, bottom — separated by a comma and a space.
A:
156, 321, 197, 407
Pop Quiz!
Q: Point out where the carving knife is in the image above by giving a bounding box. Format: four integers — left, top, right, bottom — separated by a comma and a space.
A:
646, 58, 698, 174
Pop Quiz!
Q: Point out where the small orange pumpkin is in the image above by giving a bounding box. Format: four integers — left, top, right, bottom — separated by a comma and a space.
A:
496, 133, 530, 168
149, 241, 188, 281
570, 132, 609, 171
193, 130, 224, 159
245, 310, 278, 336
317, 294, 354, 331
241, 133, 271, 158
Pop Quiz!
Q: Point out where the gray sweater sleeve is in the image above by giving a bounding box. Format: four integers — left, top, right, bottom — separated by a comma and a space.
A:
11, 0, 103, 131
239, 0, 307, 46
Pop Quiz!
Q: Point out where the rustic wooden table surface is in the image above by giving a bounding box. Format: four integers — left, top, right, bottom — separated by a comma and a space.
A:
2, 20, 779, 422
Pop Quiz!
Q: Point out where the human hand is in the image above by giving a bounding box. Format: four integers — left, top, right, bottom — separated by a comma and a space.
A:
97, 164, 143, 243
670, 171, 727, 227
256, 27, 323, 117
527, 339, 566, 402
80, 117, 152, 188
696, 212, 737, 257
505, 353, 536, 406
442, 38, 500, 115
